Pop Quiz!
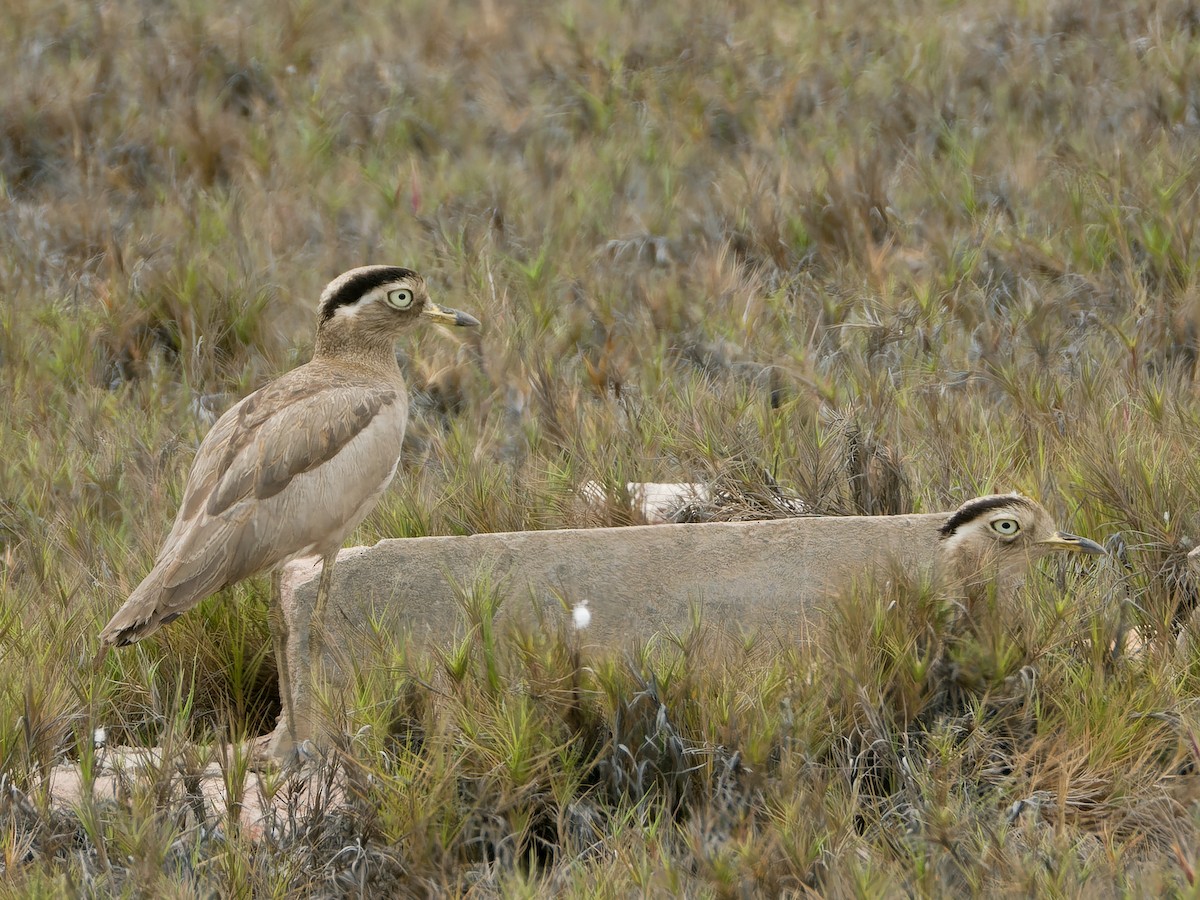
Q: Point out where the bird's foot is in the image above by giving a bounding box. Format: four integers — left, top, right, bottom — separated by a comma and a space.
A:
247, 727, 317, 774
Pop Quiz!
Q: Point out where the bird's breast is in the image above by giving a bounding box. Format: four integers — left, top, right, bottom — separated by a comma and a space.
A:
264, 389, 409, 558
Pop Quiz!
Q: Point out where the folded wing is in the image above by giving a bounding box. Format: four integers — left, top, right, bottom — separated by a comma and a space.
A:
100, 373, 405, 646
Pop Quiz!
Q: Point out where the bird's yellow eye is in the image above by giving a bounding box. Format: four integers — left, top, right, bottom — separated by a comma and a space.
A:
386, 288, 414, 309
990, 517, 1020, 537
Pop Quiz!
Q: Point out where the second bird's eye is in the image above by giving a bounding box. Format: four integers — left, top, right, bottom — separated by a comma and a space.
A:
386, 288, 414, 309
990, 517, 1020, 536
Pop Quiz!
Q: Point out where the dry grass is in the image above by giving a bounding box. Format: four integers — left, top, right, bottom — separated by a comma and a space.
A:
4, 0, 1200, 893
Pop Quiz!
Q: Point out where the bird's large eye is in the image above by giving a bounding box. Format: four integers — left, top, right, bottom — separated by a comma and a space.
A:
990, 517, 1020, 537
386, 288, 414, 309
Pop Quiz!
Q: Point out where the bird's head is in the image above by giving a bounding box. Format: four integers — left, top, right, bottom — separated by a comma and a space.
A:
937, 493, 1105, 586
314, 265, 479, 355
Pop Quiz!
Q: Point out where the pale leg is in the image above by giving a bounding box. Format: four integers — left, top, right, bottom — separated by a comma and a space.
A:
269, 568, 297, 749
308, 551, 338, 670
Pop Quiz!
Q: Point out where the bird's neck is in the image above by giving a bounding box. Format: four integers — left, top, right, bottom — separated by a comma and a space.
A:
943, 540, 1033, 592
312, 329, 402, 372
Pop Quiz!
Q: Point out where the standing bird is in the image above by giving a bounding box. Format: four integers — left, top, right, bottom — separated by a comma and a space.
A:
99, 266, 479, 744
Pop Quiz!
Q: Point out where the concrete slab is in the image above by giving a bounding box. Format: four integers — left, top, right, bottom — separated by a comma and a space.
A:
268, 511, 953, 753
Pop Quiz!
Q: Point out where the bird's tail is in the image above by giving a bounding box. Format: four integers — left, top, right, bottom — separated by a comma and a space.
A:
99, 563, 178, 648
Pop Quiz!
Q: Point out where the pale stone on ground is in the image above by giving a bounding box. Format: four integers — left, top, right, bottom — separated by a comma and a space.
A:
1176, 545, 1200, 657
578, 480, 712, 523
270, 511, 953, 753
43, 743, 343, 843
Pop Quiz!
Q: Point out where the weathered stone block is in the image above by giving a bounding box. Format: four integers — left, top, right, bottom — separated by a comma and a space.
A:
268, 512, 950, 753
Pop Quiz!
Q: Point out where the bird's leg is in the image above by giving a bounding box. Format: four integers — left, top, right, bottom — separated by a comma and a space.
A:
269, 568, 298, 748
308, 551, 338, 674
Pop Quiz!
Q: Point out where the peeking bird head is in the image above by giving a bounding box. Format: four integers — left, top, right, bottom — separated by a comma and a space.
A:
937, 494, 1105, 590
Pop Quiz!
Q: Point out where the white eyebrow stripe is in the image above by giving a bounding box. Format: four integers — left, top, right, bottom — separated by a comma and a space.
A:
333, 297, 369, 318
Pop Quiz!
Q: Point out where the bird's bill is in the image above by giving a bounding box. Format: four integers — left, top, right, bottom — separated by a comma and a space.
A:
421, 303, 480, 327
1039, 531, 1106, 555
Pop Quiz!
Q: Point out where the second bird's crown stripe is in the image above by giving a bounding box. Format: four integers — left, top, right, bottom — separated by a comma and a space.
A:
938, 494, 1037, 538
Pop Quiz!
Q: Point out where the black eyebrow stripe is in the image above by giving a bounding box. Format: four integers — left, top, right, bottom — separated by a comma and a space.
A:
319, 267, 416, 322
938, 494, 1035, 538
